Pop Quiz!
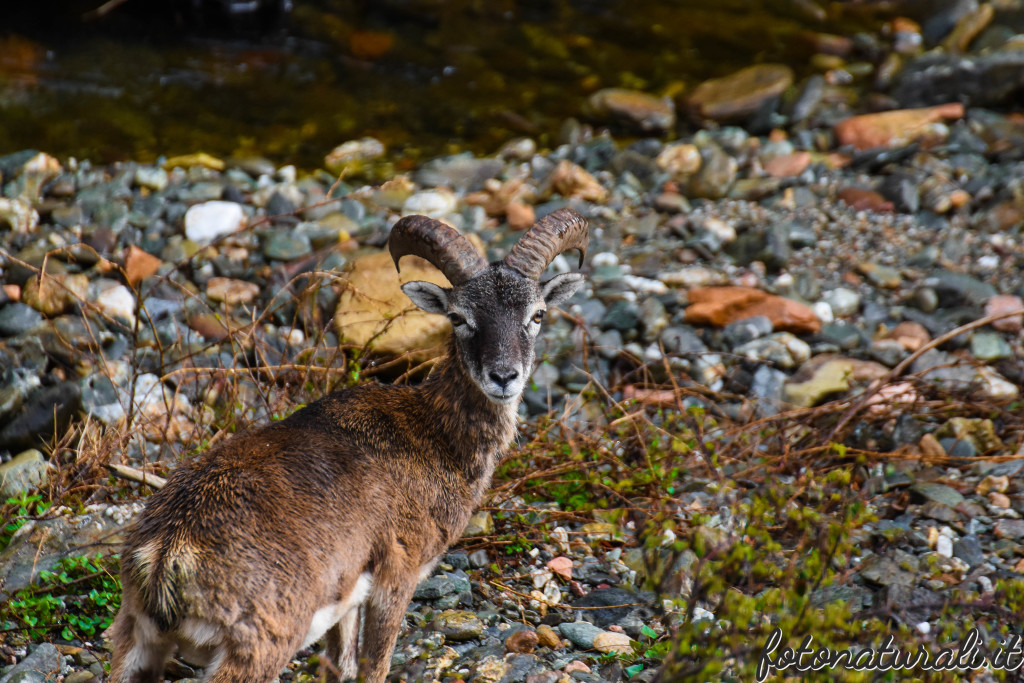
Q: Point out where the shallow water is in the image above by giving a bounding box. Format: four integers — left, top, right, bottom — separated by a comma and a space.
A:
0, 0, 882, 168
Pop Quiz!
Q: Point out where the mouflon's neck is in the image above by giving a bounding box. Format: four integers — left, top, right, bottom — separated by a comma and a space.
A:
417, 341, 519, 468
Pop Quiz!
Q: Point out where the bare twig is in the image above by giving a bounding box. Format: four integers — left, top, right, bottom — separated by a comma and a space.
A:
107, 464, 167, 490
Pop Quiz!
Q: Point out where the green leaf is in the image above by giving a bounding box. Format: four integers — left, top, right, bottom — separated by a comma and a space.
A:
624, 663, 644, 678
640, 624, 658, 639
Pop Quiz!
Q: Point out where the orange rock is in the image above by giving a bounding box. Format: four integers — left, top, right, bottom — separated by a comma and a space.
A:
889, 17, 922, 34
2, 284, 20, 301
546, 556, 574, 580
350, 31, 395, 59
985, 202, 1024, 232
549, 160, 607, 202
764, 152, 811, 178
865, 382, 918, 415
838, 187, 894, 213
188, 313, 230, 342
989, 492, 1011, 509
688, 64, 794, 121
985, 295, 1024, 333
124, 245, 163, 286
919, 433, 945, 458
22, 272, 89, 316
834, 103, 965, 150
801, 31, 854, 57
564, 661, 591, 675
505, 629, 540, 654
623, 385, 677, 407
947, 189, 971, 209
206, 277, 260, 305
506, 201, 535, 230
883, 321, 930, 351
587, 88, 675, 133
685, 286, 821, 334
536, 624, 562, 649
825, 152, 852, 169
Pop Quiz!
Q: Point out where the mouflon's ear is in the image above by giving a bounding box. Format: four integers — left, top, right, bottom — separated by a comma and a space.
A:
540, 272, 585, 307
401, 281, 450, 315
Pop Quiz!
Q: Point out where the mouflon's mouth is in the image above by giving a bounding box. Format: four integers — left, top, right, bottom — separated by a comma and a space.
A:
487, 391, 519, 405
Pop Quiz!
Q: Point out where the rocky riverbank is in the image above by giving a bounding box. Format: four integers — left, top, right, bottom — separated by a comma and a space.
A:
4, 4, 1024, 682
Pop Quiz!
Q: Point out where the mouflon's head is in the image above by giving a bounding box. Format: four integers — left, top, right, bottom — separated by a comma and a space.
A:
389, 209, 589, 405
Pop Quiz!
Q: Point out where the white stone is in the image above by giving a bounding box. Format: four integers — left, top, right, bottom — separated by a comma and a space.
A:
702, 217, 736, 244
977, 254, 1000, 271
656, 267, 723, 288
252, 182, 304, 210
551, 526, 570, 552
402, 189, 458, 218
591, 252, 619, 267
737, 332, 810, 368
92, 403, 126, 425
622, 275, 668, 295
0, 449, 50, 498
132, 374, 190, 414
547, 254, 571, 275
92, 279, 136, 323
134, 166, 169, 192
184, 201, 246, 244
976, 366, 1019, 400
643, 344, 663, 362
915, 622, 930, 635
277, 165, 297, 183
592, 631, 632, 655
812, 301, 835, 324
278, 326, 305, 346
0, 197, 39, 233
773, 272, 794, 289
532, 569, 553, 589
325, 137, 386, 169
777, 333, 812, 364
936, 535, 953, 558
823, 287, 860, 316
692, 607, 714, 622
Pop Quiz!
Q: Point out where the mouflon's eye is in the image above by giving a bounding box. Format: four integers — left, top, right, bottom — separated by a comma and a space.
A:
532, 310, 545, 324
448, 312, 466, 327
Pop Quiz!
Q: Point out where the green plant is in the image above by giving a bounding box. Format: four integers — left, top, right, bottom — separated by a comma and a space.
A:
1, 554, 121, 642
1, 492, 52, 552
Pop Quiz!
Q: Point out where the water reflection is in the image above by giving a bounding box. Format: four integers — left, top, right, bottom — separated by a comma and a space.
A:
0, 0, 881, 167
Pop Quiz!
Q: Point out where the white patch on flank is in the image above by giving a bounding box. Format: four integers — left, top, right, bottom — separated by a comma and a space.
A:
418, 559, 440, 582
120, 613, 174, 679
176, 618, 222, 667
301, 573, 373, 649
179, 618, 221, 647
198, 645, 227, 683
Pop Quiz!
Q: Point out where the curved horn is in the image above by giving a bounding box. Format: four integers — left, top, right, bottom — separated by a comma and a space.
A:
503, 208, 589, 280
388, 215, 487, 286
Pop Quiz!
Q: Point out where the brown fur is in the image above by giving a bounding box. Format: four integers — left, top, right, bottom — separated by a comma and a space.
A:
109, 210, 588, 682
108, 342, 517, 683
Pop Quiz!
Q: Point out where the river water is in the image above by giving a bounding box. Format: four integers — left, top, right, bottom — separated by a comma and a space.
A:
0, 0, 883, 168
